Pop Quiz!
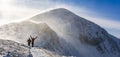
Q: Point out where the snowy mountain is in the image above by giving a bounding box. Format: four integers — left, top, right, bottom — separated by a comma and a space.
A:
0, 8, 120, 57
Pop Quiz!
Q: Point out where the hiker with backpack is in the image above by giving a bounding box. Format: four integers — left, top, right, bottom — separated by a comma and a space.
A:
27, 38, 31, 47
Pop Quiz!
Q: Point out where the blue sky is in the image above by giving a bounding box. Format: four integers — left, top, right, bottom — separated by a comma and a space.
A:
57, 0, 120, 21
0, 0, 120, 38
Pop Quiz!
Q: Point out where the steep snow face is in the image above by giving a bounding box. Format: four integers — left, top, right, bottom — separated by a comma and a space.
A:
30, 8, 108, 42
30, 8, 120, 57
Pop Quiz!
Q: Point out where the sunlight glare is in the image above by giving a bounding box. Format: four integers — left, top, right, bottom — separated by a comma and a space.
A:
0, 0, 12, 5
0, 0, 13, 10
1, 0, 11, 3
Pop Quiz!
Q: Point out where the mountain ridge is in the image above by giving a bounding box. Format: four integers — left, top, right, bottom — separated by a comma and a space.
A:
0, 8, 119, 57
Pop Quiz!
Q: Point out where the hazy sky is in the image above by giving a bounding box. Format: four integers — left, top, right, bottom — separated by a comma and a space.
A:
0, 0, 120, 38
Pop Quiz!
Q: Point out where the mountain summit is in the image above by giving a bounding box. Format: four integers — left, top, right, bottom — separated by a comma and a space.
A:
0, 8, 120, 57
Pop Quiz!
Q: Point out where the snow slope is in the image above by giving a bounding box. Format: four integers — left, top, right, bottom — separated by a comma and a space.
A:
31, 47, 62, 57
0, 8, 120, 57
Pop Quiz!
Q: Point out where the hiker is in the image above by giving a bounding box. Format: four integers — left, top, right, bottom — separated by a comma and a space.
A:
30, 35, 37, 47
27, 38, 31, 46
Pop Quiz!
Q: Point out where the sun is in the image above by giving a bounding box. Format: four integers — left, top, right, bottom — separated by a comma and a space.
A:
0, 0, 15, 25
0, 0, 12, 5
1, 0, 11, 3
0, 0, 13, 6
0, 0, 14, 11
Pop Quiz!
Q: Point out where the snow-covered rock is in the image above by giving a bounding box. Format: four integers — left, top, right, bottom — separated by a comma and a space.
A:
0, 8, 119, 57
0, 39, 29, 57
0, 39, 64, 57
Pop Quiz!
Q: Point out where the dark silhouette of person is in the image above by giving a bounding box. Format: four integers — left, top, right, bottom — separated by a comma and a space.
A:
27, 38, 31, 46
30, 35, 37, 47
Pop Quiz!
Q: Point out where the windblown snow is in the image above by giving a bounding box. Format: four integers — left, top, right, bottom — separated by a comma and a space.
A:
0, 8, 120, 57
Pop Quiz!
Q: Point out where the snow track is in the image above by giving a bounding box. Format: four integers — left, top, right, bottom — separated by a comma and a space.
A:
30, 47, 61, 57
